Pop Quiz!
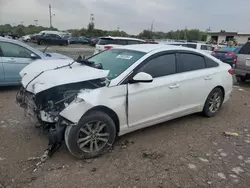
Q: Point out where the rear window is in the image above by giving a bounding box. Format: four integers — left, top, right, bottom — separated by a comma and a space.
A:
98, 38, 128, 45
88, 49, 145, 80
218, 47, 236, 52
239, 42, 250, 54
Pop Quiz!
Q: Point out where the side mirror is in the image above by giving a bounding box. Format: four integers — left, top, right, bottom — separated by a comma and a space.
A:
30, 53, 38, 59
132, 72, 153, 83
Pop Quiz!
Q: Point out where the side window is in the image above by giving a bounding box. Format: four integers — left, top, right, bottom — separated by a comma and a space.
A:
201, 45, 207, 50
0, 42, 33, 58
239, 42, 250, 54
116, 40, 127, 45
127, 40, 141, 45
186, 43, 197, 49
207, 46, 213, 51
179, 53, 206, 72
139, 54, 176, 78
205, 57, 218, 68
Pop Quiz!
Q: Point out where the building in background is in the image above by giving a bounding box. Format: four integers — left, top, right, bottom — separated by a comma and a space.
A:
207, 30, 250, 45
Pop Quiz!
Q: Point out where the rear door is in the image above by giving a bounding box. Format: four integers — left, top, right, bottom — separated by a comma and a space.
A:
0, 41, 34, 84
236, 42, 250, 71
177, 52, 216, 112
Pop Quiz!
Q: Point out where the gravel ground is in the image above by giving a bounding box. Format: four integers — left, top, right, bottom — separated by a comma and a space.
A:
0, 47, 250, 187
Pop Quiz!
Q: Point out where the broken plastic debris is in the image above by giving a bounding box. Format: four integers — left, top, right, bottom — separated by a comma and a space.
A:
244, 140, 250, 144
28, 157, 40, 161
223, 132, 239, 137
220, 152, 228, 157
238, 88, 244, 91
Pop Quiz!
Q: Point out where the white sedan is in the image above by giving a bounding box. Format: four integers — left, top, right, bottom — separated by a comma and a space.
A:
17, 44, 233, 159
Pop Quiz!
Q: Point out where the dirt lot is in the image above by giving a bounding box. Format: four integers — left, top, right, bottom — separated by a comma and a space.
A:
0, 83, 250, 188
0, 45, 250, 187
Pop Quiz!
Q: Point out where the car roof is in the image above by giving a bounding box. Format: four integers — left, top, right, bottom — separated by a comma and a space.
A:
100, 36, 144, 41
114, 44, 195, 53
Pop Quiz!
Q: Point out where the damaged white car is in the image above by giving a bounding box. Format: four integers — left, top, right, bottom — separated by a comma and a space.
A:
16, 44, 233, 159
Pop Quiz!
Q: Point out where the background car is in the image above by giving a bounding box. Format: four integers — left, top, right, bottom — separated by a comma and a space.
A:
37, 34, 68, 46
21, 34, 31, 42
211, 46, 241, 67
233, 41, 250, 82
0, 37, 71, 86
68, 37, 89, 44
94, 36, 145, 54
169, 42, 214, 54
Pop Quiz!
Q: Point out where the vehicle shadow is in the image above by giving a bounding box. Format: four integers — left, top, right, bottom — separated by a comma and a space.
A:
0, 85, 21, 92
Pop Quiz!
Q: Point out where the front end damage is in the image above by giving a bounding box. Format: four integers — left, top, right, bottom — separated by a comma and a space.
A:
16, 59, 109, 156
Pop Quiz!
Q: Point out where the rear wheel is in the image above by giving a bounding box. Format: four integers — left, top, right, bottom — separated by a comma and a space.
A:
203, 88, 224, 117
65, 111, 117, 159
236, 75, 246, 83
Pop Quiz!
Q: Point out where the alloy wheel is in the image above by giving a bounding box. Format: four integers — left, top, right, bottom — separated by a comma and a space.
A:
77, 121, 109, 153
208, 91, 222, 113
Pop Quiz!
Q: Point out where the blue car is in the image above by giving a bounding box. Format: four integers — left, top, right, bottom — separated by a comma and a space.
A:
212, 46, 241, 67
0, 37, 71, 86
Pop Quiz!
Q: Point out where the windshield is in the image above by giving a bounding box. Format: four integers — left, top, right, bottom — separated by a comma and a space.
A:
88, 49, 146, 80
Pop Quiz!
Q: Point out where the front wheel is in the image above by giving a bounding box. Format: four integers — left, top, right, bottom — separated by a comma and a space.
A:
203, 88, 224, 117
65, 111, 117, 159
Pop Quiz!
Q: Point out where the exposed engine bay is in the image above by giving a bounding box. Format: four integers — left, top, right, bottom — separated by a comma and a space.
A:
16, 79, 105, 126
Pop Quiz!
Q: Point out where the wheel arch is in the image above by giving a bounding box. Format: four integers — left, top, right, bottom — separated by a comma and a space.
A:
84, 105, 120, 134
214, 85, 225, 99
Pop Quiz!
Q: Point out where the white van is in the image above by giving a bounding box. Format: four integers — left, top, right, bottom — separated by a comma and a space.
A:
39, 30, 63, 36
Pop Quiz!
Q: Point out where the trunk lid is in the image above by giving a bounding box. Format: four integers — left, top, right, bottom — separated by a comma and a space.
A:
20, 59, 109, 94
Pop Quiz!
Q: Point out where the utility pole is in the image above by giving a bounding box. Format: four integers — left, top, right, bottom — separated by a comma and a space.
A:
49, 4, 52, 28
150, 20, 154, 40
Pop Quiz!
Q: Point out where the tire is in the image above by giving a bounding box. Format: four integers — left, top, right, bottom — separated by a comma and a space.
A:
39, 40, 44, 45
203, 88, 224, 117
236, 75, 246, 83
65, 111, 117, 159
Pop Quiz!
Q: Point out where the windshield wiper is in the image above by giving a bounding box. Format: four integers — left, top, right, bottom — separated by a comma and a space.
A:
76, 56, 103, 69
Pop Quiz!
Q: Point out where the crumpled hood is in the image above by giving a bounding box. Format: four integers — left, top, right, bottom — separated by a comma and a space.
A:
44, 53, 72, 60
20, 59, 109, 94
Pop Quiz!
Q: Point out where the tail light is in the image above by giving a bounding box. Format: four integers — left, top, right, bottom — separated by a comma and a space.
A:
228, 68, 233, 75
104, 46, 113, 50
234, 55, 238, 65
225, 52, 235, 57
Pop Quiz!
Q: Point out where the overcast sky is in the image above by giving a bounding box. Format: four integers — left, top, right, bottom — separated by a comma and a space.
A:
0, 0, 250, 34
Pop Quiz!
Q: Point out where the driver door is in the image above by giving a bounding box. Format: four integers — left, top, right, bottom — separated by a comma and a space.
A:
128, 52, 182, 128
0, 41, 34, 84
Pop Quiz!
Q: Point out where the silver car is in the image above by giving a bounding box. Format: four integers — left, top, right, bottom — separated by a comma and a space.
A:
233, 41, 250, 82
0, 37, 71, 86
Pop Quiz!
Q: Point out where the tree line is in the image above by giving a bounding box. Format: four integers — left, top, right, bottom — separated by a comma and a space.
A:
0, 24, 207, 41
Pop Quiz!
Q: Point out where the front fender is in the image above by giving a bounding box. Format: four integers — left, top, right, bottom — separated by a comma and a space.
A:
60, 100, 93, 124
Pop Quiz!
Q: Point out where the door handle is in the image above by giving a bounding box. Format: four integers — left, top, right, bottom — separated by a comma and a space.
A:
204, 76, 212, 80
169, 84, 180, 89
